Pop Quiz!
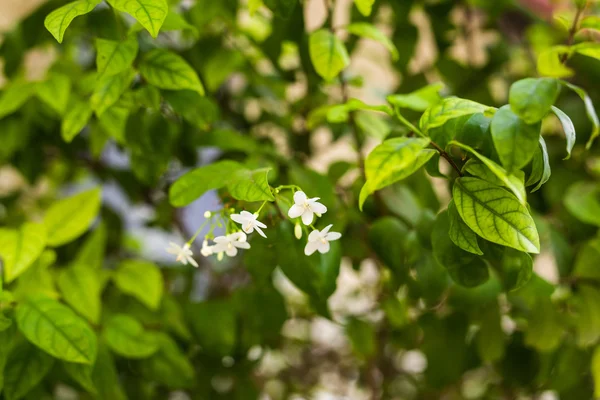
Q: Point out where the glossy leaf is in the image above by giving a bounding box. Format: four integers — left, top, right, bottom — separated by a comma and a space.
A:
550, 106, 576, 159
508, 78, 560, 124
0, 222, 46, 283
309, 29, 350, 81
44, 0, 102, 43
420, 97, 489, 134
354, 0, 375, 16
139, 49, 205, 95
526, 137, 551, 193
107, 0, 168, 38
58, 264, 102, 324
114, 259, 163, 310
227, 168, 275, 202
387, 83, 444, 112
346, 22, 398, 60
564, 182, 600, 227
448, 200, 482, 255
96, 36, 139, 78
537, 46, 573, 78
3, 342, 54, 400
453, 177, 540, 253
104, 314, 159, 358
561, 81, 600, 149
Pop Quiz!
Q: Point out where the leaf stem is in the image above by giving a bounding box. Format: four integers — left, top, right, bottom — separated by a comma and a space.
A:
430, 141, 463, 177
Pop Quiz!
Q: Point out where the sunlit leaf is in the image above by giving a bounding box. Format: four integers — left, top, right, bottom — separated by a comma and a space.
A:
387, 83, 444, 112
508, 77, 560, 124
139, 49, 204, 95
227, 168, 275, 202
44, 0, 102, 43
96, 35, 139, 78
309, 29, 349, 81
114, 259, 163, 310
354, 0, 375, 16
0, 223, 46, 283
107, 0, 168, 38
420, 97, 490, 134
448, 200, 482, 255
104, 314, 159, 358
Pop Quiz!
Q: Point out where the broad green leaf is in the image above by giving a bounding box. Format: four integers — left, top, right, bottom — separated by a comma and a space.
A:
91, 69, 135, 116
455, 112, 492, 150
550, 106, 576, 159
0, 222, 46, 283
572, 42, 600, 60
564, 181, 600, 227
346, 22, 398, 60
13, 250, 59, 300
107, 0, 168, 38
98, 104, 129, 143
387, 83, 444, 112
58, 264, 102, 324
537, 46, 573, 78
114, 259, 163, 310
0, 81, 37, 119
104, 314, 159, 358
524, 297, 563, 351
490, 105, 540, 173
44, 0, 102, 43
96, 36, 139, 78
508, 77, 560, 124
500, 248, 533, 291
74, 223, 107, 269
36, 73, 72, 115
61, 99, 93, 142
561, 81, 600, 149
227, 168, 275, 202
160, 11, 199, 36
453, 177, 540, 253
92, 344, 127, 400
354, 0, 375, 16
451, 141, 526, 204
140, 333, 195, 388
309, 29, 350, 81
448, 200, 482, 255
63, 361, 97, 394
16, 295, 97, 363
139, 49, 204, 95
581, 15, 600, 30
44, 188, 102, 247
526, 137, 551, 193
474, 302, 504, 363
3, 342, 54, 400
359, 137, 433, 209
169, 161, 245, 207
420, 97, 490, 134
368, 217, 410, 275
187, 300, 237, 356
570, 285, 600, 347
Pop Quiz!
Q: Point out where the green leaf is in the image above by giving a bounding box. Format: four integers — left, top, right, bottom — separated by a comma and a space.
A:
346, 318, 376, 358
164, 90, 219, 130
74, 223, 107, 270
0, 222, 46, 283
63, 361, 97, 394
91, 68, 135, 116
475, 301, 505, 363
36, 73, 72, 115
16, 295, 97, 364
160, 11, 199, 36
368, 217, 410, 274
524, 297, 563, 351
550, 106, 576, 159
490, 105, 540, 173
508, 78, 560, 124
346, 22, 398, 60
0, 324, 16, 392
140, 333, 195, 388
526, 137, 551, 193
448, 200, 483, 255
44, 0, 102, 43
3, 342, 54, 400
107, 0, 168, 38
44, 188, 102, 247
453, 177, 540, 253
187, 300, 237, 357
387, 83, 444, 112
309, 29, 350, 81
114, 259, 163, 310
561, 81, 600, 149
359, 137, 434, 209
98, 104, 129, 143
564, 181, 600, 227
570, 285, 600, 346
104, 314, 159, 358
227, 168, 275, 202
354, 0, 375, 16
139, 49, 204, 95
0, 81, 37, 119
500, 248, 533, 291
61, 99, 93, 142
96, 36, 139, 79
420, 97, 490, 134
57, 264, 102, 324
263, 0, 297, 18
13, 250, 59, 300
169, 161, 244, 207
572, 42, 600, 60
92, 344, 127, 400
537, 46, 574, 78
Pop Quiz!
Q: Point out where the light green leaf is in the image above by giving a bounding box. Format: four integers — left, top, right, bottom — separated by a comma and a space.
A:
16, 295, 97, 364
451, 140, 526, 204
359, 137, 434, 209
107, 0, 168, 38
490, 105, 540, 173
91, 69, 135, 116
169, 161, 245, 207
44, 187, 102, 247
58, 264, 102, 324
36, 73, 72, 115
0, 222, 46, 283
453, 177, 540, 253
227, 168, 275, 202
74, 223, 107, 270
114, 259, 163, 310
549, 105, 576, 159
564, 181, 600, 227
526, 137, 551, 193
448, 200, 483, 255
63, 361, 97, 394
104, 314, 159, 358
309, 29, 350, 81
96, 36, 139, 78
537, 46, 573, 78
572, 42, 600, 60
346, 22, 398, 60
61, 99, 93, 142
420, 97, 490, 134
44, 0, 102, 43
354, 0, 375, 16
501, 248, 533, 291
98, 104, 129, 143
561, 81, 600, 149
3, 342, 54, 400
13, 250, 59, 300
139, 49, 204, 95
0, 81, 37, 119
581, 15, 600, 30
508, 77, 560, 124
160, 11, 199, 36
387, 83, 444, 112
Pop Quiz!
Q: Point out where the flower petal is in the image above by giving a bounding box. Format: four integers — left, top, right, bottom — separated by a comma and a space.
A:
254, 220, 267, 228
293, 191, 307, 204
212, 243, 227, 253
234, 241, 251, 249
230, 231, 247, 242
308, 230, 321, 242
317, 241, 331, 254
304, 241, 319, 256
325, 232, 342, 241
301, 210, 314, 225
213, 236, 228, 243
321, 224, 333, 234
186, 255, 199, 267
230, 214, 245, 224
254, 225, 267, 238
242, 223, 254, 234
288, 204, 305, 219
240, 210, 255, 219
310, 202, 327, 215
226, 246, 238, 257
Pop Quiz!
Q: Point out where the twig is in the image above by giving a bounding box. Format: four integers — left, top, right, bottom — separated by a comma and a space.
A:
560, 4, 585, 63
429, 141, 464, 177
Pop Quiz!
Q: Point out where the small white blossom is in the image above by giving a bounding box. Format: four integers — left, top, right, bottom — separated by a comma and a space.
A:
288, 191, 327, 225
166, 242, 198, 267
212, 232, 251, 257
294, 222, 303, 239
304, 224, 341, 256
200, 240, 214, 257
230, 211, 267, 238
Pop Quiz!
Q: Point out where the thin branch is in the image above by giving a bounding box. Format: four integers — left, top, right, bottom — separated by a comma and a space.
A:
429, 141, 464, 177
560, 4, 585, 63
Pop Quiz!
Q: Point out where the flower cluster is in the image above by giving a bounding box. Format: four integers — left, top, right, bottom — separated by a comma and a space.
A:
166, 190, 342, 266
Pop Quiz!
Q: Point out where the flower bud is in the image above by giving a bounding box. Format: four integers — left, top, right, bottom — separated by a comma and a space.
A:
217, 252, 224, 261
294, 222, 302, 239
204, 211, 211, 218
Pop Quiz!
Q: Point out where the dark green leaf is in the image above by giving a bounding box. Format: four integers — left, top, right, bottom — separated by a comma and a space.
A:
508, 77, 560, 124
227, 168, 275, 202
104, 314, 159, 358
3, 342, 54, 400
420, 97, 490, 134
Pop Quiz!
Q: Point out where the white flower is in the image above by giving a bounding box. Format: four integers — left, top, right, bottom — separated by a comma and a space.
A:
304, 224, 341, 256
230, 211, 267, 238
294, 222, 302, 239
288, 191, 327, 225
166, 242, 198, 267
212, 232, 251, 257
200, 240, 214, 257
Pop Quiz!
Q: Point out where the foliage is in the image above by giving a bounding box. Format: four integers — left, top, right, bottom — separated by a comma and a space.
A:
0, 0, 600, 398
